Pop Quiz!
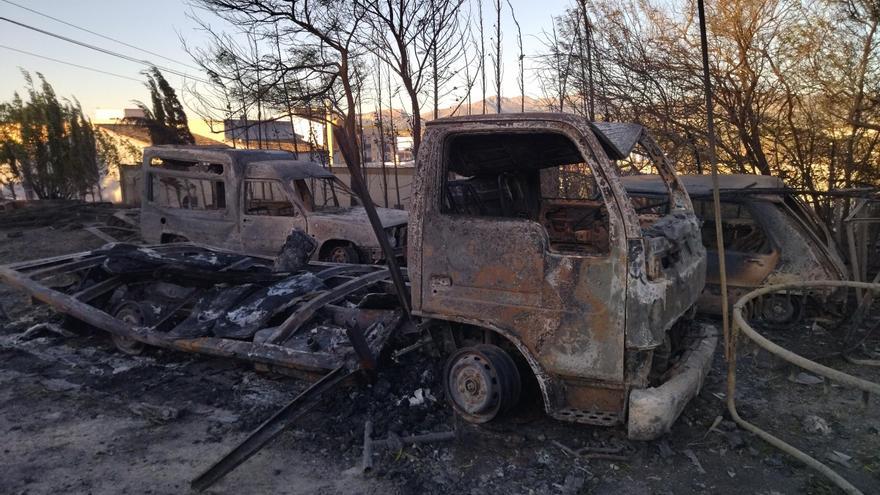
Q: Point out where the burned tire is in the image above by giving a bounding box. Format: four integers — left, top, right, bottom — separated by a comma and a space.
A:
111, 301, 148, 355
758, 294, 804, 328
444, 344, 521, 423
321, 244, 360, 264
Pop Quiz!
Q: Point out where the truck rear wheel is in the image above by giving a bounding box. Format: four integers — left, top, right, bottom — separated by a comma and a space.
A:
444, 344, 521, 423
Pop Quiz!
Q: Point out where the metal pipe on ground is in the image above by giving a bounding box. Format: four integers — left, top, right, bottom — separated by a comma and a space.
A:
729, 280, 880, 495
191, 366, 353, 491
360, 420, 456, 473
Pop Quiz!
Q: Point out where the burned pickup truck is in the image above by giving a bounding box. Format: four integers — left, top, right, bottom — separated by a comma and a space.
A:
0, 114, 711, 456
141, 146, 407, 263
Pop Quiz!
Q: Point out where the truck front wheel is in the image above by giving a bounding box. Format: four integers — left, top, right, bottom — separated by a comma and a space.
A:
444, 344, 521, 423
321, 243, 360, 264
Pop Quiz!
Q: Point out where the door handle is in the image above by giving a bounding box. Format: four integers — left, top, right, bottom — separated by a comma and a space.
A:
430, 275, 452, 293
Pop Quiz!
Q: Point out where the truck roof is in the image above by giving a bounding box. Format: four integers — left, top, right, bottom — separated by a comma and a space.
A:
145, 145, 294, 165
144, 146, 334, 180
621, 174, 787, 197
425, 112, 646, 160
246, 160, 334, 180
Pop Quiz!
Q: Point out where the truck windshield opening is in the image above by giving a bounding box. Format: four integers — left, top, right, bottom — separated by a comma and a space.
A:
294, 177, 358, 212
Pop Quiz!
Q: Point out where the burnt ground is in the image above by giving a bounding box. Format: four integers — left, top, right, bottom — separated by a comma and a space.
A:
0, 211, 879, 494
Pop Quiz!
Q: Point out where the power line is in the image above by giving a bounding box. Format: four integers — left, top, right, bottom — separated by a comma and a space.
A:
0, 16, 211, 84
0, 44, 143, 83
0, 0, 202, 72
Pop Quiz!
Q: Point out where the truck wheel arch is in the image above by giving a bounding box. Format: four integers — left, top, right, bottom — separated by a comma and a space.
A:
434, 317, 558, 414
160, 233, 190, 244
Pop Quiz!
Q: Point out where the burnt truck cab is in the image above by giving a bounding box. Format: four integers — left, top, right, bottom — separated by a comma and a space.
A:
140, 146, 407, 263
409, 114, 711, 439
623, 174, 848, 324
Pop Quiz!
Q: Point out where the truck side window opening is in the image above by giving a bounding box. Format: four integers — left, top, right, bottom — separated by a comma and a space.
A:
244, 179, 297, 217
539, 164, 611, 255
695, 200, 771, 254
293, 179, 317, 210
442, 132, 610, 255
149, 158, 224, 175
150, 174, 225, 210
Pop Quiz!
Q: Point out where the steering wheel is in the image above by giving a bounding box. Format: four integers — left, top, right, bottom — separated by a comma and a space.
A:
499, 173, 529, 218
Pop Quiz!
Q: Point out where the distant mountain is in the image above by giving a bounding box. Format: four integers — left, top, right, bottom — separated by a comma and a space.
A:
424, 96, 555, 120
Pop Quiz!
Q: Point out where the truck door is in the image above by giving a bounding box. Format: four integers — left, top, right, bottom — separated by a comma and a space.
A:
417, 127, 627, 383
240, 178, 304, 256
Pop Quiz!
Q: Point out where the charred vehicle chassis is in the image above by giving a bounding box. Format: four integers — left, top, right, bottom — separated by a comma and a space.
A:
0, 243, 402, 376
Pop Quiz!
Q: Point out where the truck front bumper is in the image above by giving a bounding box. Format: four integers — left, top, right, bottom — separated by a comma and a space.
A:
627, 322, 718, 440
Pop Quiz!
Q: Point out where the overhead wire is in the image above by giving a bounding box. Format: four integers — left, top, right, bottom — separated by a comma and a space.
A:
0, 0, 202, 72
0, 44, 143, 83
0, 16, 210, 84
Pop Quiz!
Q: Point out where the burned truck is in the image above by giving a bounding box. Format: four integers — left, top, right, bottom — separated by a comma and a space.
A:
141, 146, 407, 263
0, 113, 711, 448
415, 114, 710, 438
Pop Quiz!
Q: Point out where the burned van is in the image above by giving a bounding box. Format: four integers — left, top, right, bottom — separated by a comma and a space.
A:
140, 146, 407, 263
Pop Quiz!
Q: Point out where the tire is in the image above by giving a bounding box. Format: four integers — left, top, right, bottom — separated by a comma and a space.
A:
111, 301, 149, 355
757, 293, 804, 329
321, 244, 360, 264
444, 344, 521, 423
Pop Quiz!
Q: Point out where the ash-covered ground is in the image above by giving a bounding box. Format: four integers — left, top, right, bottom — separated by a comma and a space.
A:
0, 208, 878, 494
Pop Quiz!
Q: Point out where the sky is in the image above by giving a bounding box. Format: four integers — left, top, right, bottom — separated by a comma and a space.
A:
0, 0, 573, 121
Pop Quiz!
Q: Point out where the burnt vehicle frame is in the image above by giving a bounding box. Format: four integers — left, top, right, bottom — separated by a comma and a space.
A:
622, 174, 848, 324
140, 146, 407, 264
0, 243, 402, 376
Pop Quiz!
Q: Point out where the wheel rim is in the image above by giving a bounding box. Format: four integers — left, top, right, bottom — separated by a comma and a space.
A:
113, 303, 146, 355
449, 354, 497, 415
760, 294, 799, 325
444, 344, 520, 423
329, 247, 350, 263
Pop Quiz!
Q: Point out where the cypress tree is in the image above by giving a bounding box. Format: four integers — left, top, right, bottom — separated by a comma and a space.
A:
135, 67, 195, 145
